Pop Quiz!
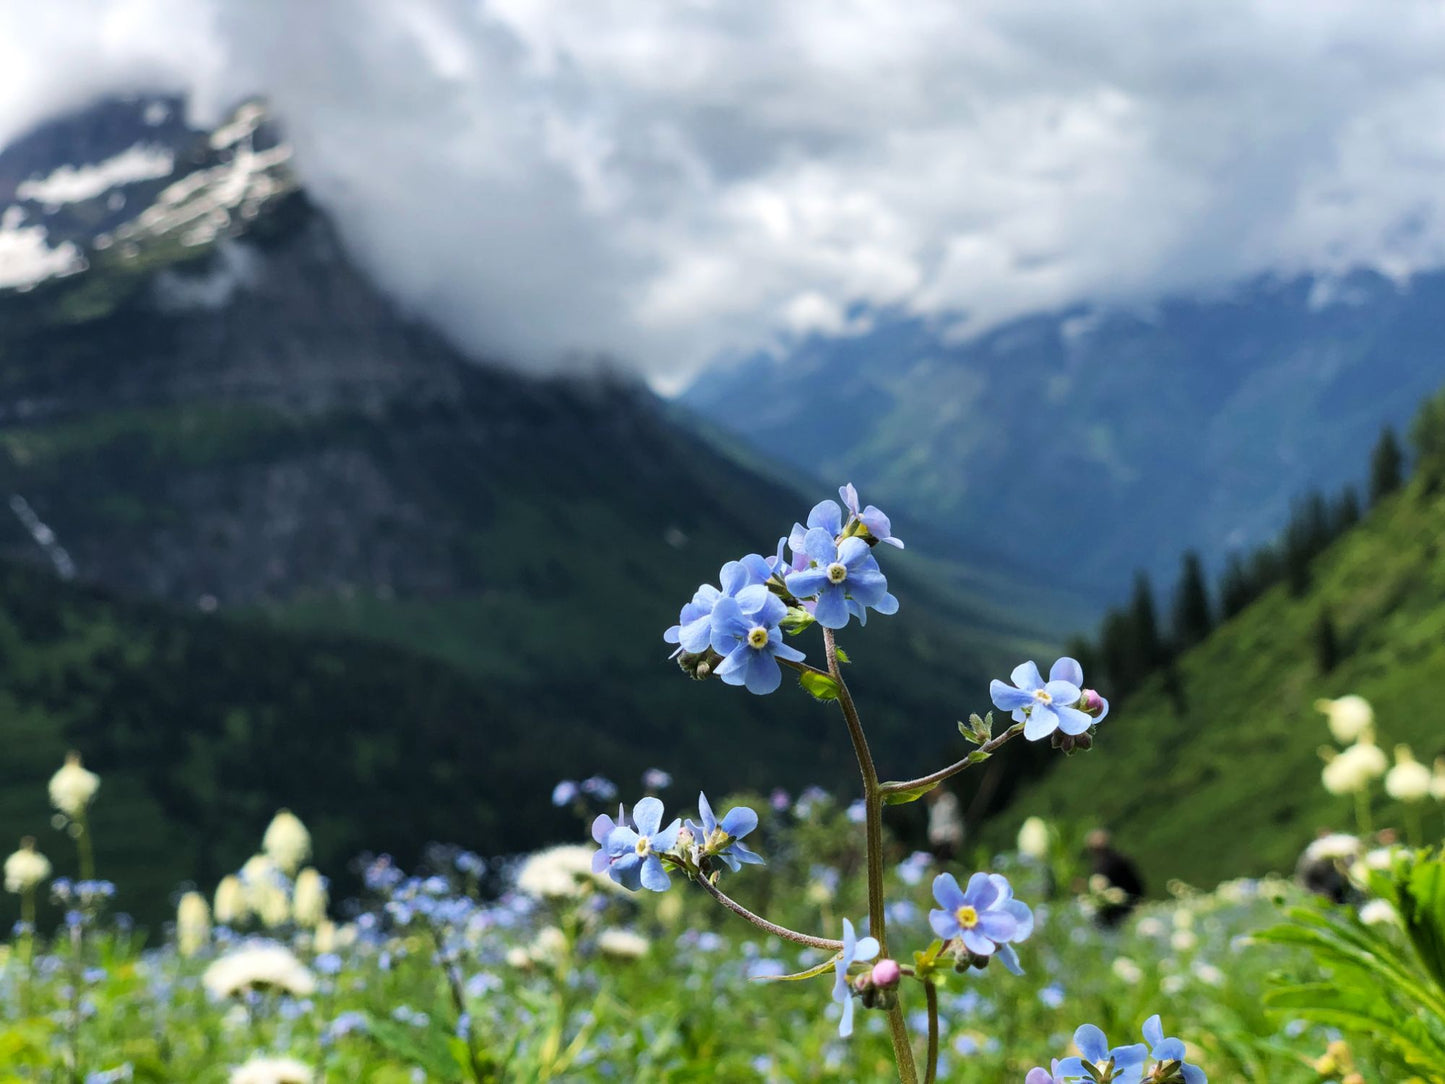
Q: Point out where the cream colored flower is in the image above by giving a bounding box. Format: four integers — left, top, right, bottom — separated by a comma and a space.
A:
1359, 899, 1399, 926
229, 1056, 314, 1084
597, 928, 650, 960
177, 891, 211, 957
4, 838, 50, 894
262, 811, 311, 875
1314, 695, 1375, 743
292, 868, 327, 928
1111, 956, 1143, 985
1016, 816, 1052, 861
240, 854, 288, 927
215, 875, 249, 925
1386, 745, 1432, 802
1321, 740, 1387, 795
204, 942, 315, 999
1302, 833, 1362, 863
516, 844, 609, 899
48, 752, 100, 818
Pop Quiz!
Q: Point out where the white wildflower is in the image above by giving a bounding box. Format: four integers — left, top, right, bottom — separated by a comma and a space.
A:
1314, 695, 1375, 743
214, 875, 249, 925
177, 891, 211, 957
4, 838, 50, 894
1321, 739, 1387, 795
597, 928, 650, 960
1359, 899, 1399, 926
262, 811, 311, 875
516, 844, 609, 899
1111, 957, 1143, 985
48, 752, 100, 818
229, 1056, 314, 1084
204, 942, 315, 999
1016, 816, 1052, 861
292, 868, 327, 927
1385, 745, 1432, 802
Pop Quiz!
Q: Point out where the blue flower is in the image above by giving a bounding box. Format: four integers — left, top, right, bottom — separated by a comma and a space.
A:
990, 658, 1092, 741
832, 917, 879, 1038
929, 872, 1028, 959
1142, 1015, 1206, 1084
1056, 1024, 1148, 1084
686, 792, 763, 872
785, 529, 898, 629
709, 585, 806, 694
590, 804, 625, 874
603, 797, 682, 892
840, 483, 904, 548
1025, 1064, 1066, 1084
664, 555, 773, 655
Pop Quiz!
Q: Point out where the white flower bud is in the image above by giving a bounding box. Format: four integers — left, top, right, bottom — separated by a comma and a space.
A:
597, 928, 650, 959
48, 752, 100, 818
1386, 745, 1431, 802
262, 811, 311, 875
203, 941, 315, 999
1016, 816, 1051, 861
4, 838, 50, 894
1314, 695, 1374, 743
229, 1056, 314, 1084
291, 868, 327, 928
177, 891, 211, 957
215, 875, 249, 925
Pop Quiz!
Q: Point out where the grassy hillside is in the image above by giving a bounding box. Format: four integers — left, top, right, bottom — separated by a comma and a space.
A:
986, 475, 1445, 888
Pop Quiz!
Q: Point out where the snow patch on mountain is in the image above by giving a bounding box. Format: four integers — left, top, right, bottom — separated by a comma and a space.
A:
16, 144, 175, 207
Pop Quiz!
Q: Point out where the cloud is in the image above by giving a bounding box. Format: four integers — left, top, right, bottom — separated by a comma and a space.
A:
3, 0, 1445, 386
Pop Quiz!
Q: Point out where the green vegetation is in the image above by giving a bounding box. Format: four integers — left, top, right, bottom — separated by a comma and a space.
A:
992, 470, 1445, 886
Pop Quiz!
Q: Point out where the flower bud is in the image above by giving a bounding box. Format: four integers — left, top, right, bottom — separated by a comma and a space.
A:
870, 958, 901, 988
1080, 689, 1105, 716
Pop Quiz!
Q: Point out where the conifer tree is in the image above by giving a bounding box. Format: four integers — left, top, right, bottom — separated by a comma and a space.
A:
1314, 605, 1340, 674
1369, 426, 1404, 504
1171, 551, 1213, 649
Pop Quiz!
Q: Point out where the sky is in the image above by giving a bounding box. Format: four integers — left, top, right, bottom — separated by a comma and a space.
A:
2, 0, 1445, 389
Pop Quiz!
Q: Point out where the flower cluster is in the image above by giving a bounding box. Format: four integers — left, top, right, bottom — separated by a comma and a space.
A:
929, 871, 1034, 974
1029, 1016, 1206, 1083
593, 793, 764, 892
991, 657, 1108, 746
663, 484, 902, 694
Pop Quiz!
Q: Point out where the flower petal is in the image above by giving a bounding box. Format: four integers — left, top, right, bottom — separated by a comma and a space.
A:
1010, 660, 1044, 691
1049, 656, 1084, 685
991, 681, 1035, 712
632, 797, 664, 838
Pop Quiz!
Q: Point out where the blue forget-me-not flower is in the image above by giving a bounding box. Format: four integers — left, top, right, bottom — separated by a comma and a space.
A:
603, 797, 681, 892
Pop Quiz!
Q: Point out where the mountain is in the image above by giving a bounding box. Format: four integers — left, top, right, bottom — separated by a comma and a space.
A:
985, 440, 1445, 890
0, 96, 1067, 920
683, 280, 1445, 606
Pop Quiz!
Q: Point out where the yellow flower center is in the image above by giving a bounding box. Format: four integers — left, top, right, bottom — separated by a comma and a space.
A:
955, 905, 979, 929
1033, 688, 1053, 705
747, 626, 770, 649
634, 836, 651, 857
827, 562, 849, 584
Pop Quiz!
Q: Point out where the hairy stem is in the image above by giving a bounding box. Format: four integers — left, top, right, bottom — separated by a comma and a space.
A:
879, 722, 1026, 797
824, 628, 918, 1084
923, 981, 940, 1084
697, 875, 843, 950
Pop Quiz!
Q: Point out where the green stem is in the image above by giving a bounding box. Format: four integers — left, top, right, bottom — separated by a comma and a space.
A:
923, 981, 939, 1084
19, 887, 34, 1016
823, 628, 918, 1084
1354, 787, 1373, 837
1405, 802, 1424, 848
696, 875, 843, 950
75, 811, 94, 883
879, 722, 1027, 797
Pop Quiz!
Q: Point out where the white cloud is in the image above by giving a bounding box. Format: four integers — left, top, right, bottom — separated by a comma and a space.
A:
1, 0, 1444, 384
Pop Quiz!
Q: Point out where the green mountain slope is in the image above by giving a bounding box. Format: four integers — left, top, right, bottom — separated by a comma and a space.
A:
989, 476, 1445, 888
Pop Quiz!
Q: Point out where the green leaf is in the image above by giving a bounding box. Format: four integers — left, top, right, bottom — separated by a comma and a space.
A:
834, 646, 851, 663
799, 671, 840, 701
882, 779, 941, 805
750, 955, 840, 983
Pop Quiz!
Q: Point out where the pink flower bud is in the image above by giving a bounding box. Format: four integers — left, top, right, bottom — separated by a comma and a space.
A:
870, 958, 902, 988
1080, 689, 1104, 715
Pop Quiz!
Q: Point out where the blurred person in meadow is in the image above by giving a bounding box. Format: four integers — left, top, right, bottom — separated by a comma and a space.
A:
1084, 828, 1145, 928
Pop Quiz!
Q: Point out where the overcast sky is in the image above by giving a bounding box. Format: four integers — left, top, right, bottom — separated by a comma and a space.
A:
3, 0, 1445, 388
